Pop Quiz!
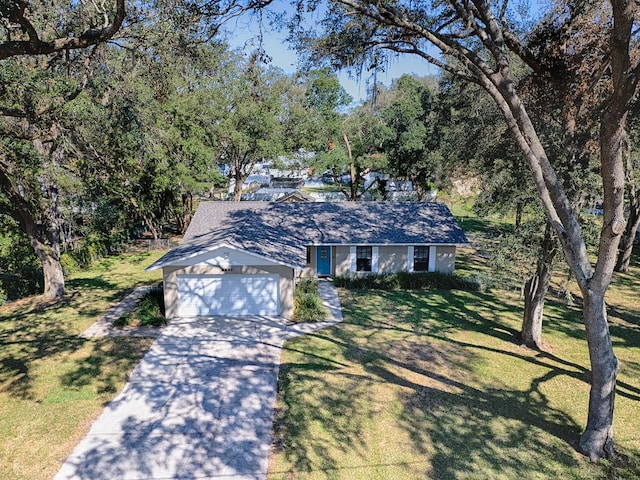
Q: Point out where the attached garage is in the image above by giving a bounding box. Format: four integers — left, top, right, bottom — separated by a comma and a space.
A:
150, 244, 296, 319
177, 274, 279, 317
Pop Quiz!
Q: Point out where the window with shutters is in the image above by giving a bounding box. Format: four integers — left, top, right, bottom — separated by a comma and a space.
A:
414, 246, 429, 272
356, 246, 372, 272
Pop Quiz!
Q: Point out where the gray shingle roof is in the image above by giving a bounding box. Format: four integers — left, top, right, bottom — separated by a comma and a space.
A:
147, 201, 468, 271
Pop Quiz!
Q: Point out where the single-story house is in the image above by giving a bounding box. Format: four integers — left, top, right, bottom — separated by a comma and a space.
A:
146, 201, 468, 319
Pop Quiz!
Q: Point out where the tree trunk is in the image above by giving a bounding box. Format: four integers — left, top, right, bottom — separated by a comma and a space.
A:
233, 176, 243, 201
520, 223, 556, 349
614, 135, 640, 272
0, 164, 66, 299
614, 206, 640, 272
180, 192, 193, 235
231, 160, 246, 202
23, 213, 65, 299
350, 169, 359, 200
574, 1, 635, 454
521, 271, 546, 349
578, 290, 619, 461
488, 69, 623, 461
343, 134, 359, 201
142, 215, 159, 240
36, 241, 66, 299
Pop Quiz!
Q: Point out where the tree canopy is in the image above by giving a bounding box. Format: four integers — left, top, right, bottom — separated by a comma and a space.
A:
0, 0, 125, 58
0, 2, 354, 297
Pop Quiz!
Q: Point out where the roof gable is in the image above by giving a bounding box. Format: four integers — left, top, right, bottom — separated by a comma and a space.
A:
155, 243, 298, 270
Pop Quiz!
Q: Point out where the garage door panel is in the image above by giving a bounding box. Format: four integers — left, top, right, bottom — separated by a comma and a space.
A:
177, 275, 279, 316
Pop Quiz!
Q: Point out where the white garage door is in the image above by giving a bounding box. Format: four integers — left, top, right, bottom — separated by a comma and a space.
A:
177, 274, 279, 317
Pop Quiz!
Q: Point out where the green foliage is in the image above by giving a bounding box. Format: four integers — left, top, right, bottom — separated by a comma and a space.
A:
210, 57, 301, 198
434, 75, 538, 221
59, 253, 79, 276
293, 278, 326, 322
311, 102, 390, 199
0, 217, 43, 300
67, 234, 109, 268
489, 218, 549, 287
306, 67, 353, 116
333, 271, 481, 292
378, 74, 451, 197
296, 278, 319, 295
113, 287, 166, 328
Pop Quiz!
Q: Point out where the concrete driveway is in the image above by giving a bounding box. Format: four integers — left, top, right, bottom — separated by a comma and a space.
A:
55, 281, 342, 480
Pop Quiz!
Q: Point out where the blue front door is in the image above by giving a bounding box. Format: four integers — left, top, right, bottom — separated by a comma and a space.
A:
316, 246, 331, 276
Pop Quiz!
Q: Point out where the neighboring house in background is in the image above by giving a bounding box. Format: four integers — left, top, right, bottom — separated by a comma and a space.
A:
146, 202, 468, 319
308, 191, 348, 202
271, 177, 306, 189
275, 190, 313, 202
363, 172, 389, 190
386, 179, 413, 192
239, 188, 313, 202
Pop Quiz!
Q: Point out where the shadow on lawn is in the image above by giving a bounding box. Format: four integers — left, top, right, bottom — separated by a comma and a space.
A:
0, 299, 85, 400
66, 277, 145, 311
608, 305, 640, 349
60, 337, 154, 397
0, 276, 149, 400
273, 288, 640, 479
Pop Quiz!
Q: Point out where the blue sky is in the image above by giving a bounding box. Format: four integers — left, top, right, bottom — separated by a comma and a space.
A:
223, 2, 436, 104
256, 30, 436, 104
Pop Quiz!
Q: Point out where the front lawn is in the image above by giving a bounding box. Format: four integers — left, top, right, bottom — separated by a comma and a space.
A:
2, 235, 639, 480
268, 255, 640, 479
0, 251, 164, 480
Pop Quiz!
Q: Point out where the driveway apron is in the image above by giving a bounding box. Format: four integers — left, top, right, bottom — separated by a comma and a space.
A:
54, 316, 289, 480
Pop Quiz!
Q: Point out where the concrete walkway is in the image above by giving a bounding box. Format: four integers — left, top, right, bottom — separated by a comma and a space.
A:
55, 280, 342, 480
80, 286, 161, 338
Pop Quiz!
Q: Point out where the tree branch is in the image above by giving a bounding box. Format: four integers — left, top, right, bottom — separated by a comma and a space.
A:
0, 106, 28, 118
380, 42, 478, 84
0, 0, 125, 59
335, 0, 497, 81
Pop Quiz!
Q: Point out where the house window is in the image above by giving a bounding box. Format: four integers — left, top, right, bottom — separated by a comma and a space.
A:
356, 246, 372, 272
414, 246, 430, 272
306, 247, 311, 265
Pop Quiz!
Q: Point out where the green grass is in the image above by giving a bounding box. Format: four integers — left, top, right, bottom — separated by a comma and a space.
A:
0, 251, 164, 480
268, 251, 640, 479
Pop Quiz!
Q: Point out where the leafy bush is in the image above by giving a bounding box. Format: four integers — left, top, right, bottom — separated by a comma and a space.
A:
68, 233, 109, 267
60, 253, 80, 275
296, 278, 319, 295
113, 287, 166, 328
333, 271, 481, 292
293, 279, 326, 322
66, 230, 129, 269
463, 272, 495, 292
0, 219, 43, 300
0, 271, 43, 301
